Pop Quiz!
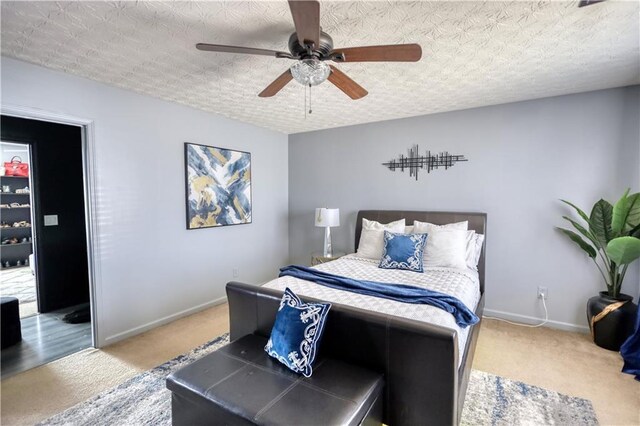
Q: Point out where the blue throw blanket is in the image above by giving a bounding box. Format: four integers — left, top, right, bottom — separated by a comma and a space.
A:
279, 265, 479, 328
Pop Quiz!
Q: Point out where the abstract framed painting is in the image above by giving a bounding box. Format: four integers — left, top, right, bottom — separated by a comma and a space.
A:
184, 142, 252, 229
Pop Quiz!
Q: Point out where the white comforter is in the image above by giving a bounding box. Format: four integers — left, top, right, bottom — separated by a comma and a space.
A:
263, 254, 481, 364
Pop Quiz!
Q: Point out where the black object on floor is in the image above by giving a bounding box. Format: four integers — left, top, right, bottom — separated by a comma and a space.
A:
62, 303, 91, 324
1, 296, 22, 349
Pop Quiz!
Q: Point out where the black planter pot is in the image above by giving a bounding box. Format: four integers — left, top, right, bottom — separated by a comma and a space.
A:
587, 292, 638, 351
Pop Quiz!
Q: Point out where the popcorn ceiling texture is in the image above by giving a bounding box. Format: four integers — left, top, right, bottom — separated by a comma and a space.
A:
1, 1, 638, 134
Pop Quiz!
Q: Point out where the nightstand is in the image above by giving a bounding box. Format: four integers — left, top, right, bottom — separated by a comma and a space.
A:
311, 253, 345, 266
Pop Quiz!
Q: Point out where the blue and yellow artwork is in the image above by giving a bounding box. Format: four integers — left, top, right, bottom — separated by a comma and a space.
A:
185, 143, 252, 229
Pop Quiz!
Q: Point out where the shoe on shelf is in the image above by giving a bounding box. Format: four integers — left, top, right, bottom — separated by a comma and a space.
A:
3, 261, 10, 268
9, 202, 20, 208
15, 187, 30, 194
0, 204, 9, 208
16, 260, 22, 266
1, 237, 18, 245
0, 222, 9, 228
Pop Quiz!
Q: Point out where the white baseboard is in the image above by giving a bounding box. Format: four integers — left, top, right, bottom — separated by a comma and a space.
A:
101, 296, 227, 347
483, 308, 589, 333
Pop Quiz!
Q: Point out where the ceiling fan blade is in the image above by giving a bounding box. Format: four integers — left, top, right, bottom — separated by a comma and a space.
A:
578, 0, 605, 6
196, 43, 292, 59
258, 69, 294, 97
331, 44, 422, 62
327, 65, 368, 100
288, 0, 321, 48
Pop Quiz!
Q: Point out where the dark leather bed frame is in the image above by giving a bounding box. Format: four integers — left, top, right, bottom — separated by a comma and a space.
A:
226, 210, 486, 426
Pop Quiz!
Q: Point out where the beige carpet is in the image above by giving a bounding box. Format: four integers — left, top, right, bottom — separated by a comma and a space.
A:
1, 305, 638, 425
474, 319, 639, 425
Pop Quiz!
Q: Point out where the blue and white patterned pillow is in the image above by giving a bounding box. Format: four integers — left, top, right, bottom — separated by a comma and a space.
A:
265, 287, 331, 377
378, 231, 428, 272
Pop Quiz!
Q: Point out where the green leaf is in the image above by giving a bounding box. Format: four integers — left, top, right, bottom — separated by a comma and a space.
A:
606, 236, 640, 265
612, 189, 631, 235
562, 216, 601, 249
560, 199, 590, 223
589, 199, 613, 246
557, 228, 597, 258
624, 193, 640, 232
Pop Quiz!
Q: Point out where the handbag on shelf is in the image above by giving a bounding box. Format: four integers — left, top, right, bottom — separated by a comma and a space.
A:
4, 156, 29, 177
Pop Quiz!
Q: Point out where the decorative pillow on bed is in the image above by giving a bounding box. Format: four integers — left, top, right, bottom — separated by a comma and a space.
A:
422, 228, 469, 269
356, 218, 406, 260
465, 231, 485, 270
412, 220, 468, 232
265, 287, 331, 377
379, 231, 428, 272
413, 221, 469, 269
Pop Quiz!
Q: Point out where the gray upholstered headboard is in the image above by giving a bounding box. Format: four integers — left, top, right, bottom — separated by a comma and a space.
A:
355, 210, 487, 294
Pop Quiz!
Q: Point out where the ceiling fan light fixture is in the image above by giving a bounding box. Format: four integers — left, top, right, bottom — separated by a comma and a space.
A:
290, 58, 330, 86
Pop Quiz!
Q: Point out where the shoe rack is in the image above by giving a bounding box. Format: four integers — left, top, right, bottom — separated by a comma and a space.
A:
1, 175, 33, 269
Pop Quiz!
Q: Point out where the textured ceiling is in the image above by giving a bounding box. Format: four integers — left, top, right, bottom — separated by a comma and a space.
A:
1, 1, 639, 134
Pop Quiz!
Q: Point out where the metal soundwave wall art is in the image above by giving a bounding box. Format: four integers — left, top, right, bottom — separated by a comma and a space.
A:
382, 145, 467, 181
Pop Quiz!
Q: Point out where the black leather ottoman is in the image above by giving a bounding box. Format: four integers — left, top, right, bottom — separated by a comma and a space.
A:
1, 296, 22, 349
167, 334, 383, 426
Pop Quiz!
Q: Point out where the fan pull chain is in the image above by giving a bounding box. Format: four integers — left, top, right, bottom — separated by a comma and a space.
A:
303, 84, 313, 118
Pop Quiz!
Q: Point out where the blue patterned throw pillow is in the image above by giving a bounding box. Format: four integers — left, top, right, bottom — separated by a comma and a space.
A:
265, 287, 331, 377
379, 231, 428, 272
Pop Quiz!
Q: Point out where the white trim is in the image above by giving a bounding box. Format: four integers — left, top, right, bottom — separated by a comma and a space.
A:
0, 104, 102, 347
103, 296, 228, 345
483, 308, 589, 333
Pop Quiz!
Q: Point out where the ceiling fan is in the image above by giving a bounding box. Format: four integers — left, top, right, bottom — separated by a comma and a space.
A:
578, 0, 605, 6
196, 0, 422, 100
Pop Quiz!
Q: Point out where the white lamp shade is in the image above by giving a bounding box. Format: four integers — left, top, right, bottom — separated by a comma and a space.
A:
315, 208, 340, 227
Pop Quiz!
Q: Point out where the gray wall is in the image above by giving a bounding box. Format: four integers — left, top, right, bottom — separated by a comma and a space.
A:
289, 86, 640, 331
1, 57, 289, 346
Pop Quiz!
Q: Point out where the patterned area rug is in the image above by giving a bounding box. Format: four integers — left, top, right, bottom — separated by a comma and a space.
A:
39, 334, 598, 426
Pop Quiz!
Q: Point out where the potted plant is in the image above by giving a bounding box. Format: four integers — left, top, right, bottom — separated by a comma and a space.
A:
558, 189, 640, 351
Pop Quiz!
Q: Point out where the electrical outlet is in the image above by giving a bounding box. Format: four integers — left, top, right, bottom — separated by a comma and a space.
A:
232, 268, 239, 278
537, 286, 548, 300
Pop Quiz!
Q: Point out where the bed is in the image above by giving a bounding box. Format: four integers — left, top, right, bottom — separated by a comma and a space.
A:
226, 210, 486, 425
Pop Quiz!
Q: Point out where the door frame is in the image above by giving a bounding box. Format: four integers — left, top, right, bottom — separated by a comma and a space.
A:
1, 104, 101, 347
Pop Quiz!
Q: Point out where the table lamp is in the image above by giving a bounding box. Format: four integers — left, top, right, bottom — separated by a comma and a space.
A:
315, 208, 340, 257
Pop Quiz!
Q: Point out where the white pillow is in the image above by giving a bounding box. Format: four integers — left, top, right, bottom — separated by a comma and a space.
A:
422, 228, 468, 269
357, 218, 406, 260
412, 220, 468, 232
404, 225, 414, 234
465, 231, 485, 270
413, 220, 482, 270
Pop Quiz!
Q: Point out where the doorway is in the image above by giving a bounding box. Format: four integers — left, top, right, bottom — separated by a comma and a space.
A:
1, 142, 36, 318
0, 115, 94, 378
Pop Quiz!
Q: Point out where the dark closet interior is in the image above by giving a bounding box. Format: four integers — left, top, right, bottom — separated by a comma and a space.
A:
1, 115, 89, 313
